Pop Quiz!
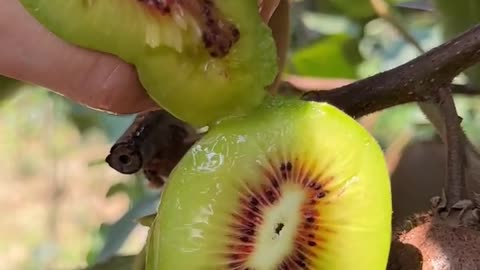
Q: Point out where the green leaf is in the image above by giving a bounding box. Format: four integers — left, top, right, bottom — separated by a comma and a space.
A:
291, 34, 361, 78
0, 76, 23, 104
325, 0, 375, 19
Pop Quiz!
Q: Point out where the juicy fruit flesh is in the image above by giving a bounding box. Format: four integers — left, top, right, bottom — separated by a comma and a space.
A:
146, 97, 392, 270
226, 161, 334, 269
252, 185, 306, 269
19, 0, 278, 127
138, 0, 241, 58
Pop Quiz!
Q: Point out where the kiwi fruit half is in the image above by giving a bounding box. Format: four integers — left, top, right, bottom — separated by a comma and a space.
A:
146, 96, 392, 270
19, 0, 278, 127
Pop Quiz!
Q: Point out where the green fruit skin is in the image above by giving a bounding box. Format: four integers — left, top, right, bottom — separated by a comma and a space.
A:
146, 96, 392, 270
19, 0, 278, 127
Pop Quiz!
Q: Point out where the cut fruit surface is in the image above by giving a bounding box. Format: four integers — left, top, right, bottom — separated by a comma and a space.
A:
146, 96, 392, 270
19, 0, 278, 127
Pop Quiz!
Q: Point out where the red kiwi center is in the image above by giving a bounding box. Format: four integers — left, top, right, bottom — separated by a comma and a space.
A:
138, 0, 240, 57
226, 158, 334, 269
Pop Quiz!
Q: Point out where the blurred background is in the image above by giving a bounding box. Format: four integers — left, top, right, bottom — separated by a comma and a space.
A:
2, 0, 480, 269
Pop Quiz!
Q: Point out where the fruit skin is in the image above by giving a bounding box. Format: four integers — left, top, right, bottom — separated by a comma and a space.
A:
18, 0, 278, 127
146, 96, 392, 270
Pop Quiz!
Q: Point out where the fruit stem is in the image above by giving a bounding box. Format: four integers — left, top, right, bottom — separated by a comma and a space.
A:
105, 110, 198, 181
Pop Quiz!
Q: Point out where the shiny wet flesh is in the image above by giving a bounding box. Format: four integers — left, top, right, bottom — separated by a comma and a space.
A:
137, 0, 240, 57
225, 159, 333, 270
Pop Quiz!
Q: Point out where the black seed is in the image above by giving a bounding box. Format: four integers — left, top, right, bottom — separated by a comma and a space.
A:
308, 233, 315, 238
202, 33, 213, 48
314, 184, 322, 190
242, 228, 255, 236
266, 189, 276, 203
306, 217, 315, 223
206, 18, 215, 27
297, 253, 306, 260
246, 211, 256, 219
286, 162, 292, 171
250, 197, 259, 206
316, 191, 326, 199
275, 223, 285, 235
240, 236, 250, 243
272, 179, 280, 188
295, 259, 306, 267
232, 27, 240, 39
280, 163, 286, 171
308, 241, 317, 246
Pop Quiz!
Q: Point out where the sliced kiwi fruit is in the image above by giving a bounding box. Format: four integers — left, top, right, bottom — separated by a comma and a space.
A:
146, 96, 392, 269
19, 0, 278, 127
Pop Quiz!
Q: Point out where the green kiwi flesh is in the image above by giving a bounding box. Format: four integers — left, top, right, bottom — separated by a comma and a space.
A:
19, 0, 278, 127
146, 96, 392, 269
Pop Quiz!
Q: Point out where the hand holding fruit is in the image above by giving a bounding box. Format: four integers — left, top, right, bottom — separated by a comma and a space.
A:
0, 0, 280, 116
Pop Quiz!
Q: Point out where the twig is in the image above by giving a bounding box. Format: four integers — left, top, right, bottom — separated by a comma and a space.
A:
302, 24, 480, 117
282, 74, 480, 95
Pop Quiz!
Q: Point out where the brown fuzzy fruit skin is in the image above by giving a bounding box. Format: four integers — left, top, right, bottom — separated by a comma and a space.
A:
390, 215, 480, 270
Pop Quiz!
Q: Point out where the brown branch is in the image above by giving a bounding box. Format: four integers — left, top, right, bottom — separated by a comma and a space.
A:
302, 24, 480, 117
282, 74, 480, 96
438, 86, 467, 208
105, 110, 198, 180
451, 83, 480, 95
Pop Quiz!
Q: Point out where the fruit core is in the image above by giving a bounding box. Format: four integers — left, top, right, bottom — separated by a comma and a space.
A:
226, 159, 333, 269
138, 0, 240, 57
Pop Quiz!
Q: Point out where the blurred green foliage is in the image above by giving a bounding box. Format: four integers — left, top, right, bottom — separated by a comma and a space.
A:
4, 0, 480, 269
0, 76, 23, 103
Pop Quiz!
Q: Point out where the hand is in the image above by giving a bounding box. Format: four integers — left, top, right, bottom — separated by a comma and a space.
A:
0, 0, 281, 114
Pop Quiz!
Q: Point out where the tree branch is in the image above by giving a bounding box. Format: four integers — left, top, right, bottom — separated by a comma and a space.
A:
281, 75, 480, 96
437, 86, 467, 208
302, 24, 480, 117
